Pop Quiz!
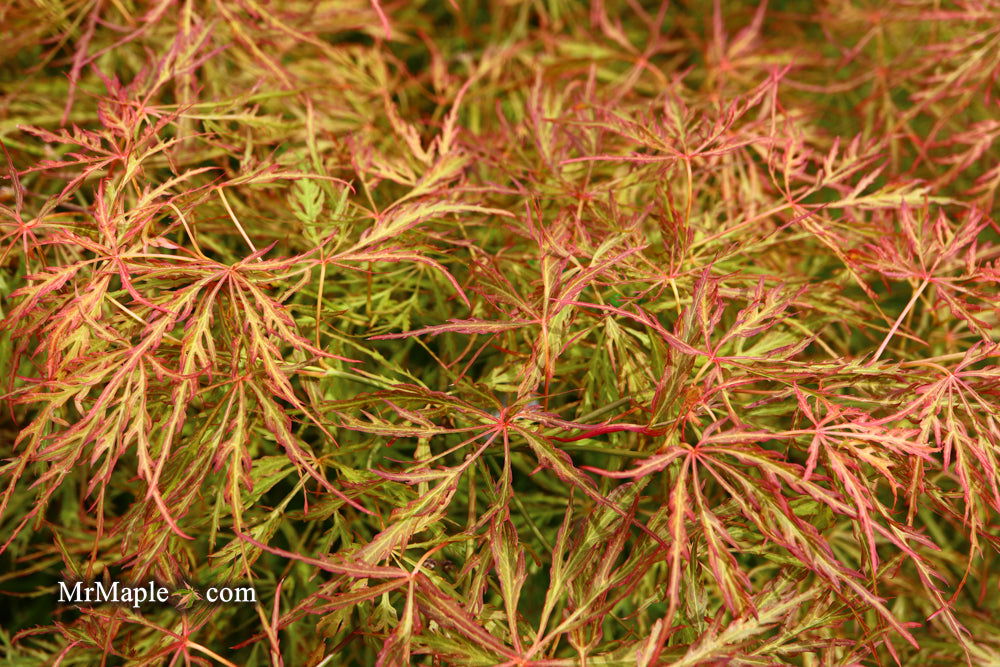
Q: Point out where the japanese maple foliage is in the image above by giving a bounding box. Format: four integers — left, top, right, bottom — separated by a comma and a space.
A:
1, 0, 998, 665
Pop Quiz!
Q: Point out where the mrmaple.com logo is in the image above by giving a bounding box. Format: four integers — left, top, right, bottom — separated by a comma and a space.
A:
57, 580, 257, 609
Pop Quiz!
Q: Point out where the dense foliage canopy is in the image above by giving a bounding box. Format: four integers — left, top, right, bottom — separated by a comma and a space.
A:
1, 0, 998, 664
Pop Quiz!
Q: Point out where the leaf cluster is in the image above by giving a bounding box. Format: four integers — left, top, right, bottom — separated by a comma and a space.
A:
1, 0, 998, 665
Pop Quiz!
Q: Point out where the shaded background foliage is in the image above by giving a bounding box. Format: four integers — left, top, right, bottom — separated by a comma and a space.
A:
1, 0, 998, 664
